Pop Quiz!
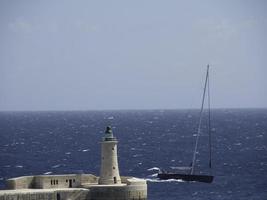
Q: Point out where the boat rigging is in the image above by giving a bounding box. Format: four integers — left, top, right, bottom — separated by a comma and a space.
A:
157, 65, 214, 183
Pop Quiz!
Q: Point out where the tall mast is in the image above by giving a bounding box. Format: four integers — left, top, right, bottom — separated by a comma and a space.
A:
207, 67, 212, 170
190, 65, 210, 175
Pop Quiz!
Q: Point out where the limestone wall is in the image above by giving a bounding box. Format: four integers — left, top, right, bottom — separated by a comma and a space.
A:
34, 174, 80, 189
0, 192, 55, 200
6, 174, 98, 190
6, 176, 34, 189
84, 177, 147, 200
56, 189, 89, 200
80, 174, 98, 185
3, 175, 147, 200
88, 185, 147, 200
0, 188, 89, 200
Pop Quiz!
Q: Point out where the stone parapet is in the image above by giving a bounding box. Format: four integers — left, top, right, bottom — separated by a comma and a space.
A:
83, 176, 147, 200
6, 176, 34, 189
0, 188, 89, 200
6, 174, 98, 190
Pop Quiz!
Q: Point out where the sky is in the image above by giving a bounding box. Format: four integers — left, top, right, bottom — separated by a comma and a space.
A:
0, 0, 266, 111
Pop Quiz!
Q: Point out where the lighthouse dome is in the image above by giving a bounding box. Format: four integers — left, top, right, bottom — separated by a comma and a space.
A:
103, 126, 116, 141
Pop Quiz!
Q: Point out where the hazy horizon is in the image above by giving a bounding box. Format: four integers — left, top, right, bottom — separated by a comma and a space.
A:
1, 0, 266, 111
1, 107, 267, 112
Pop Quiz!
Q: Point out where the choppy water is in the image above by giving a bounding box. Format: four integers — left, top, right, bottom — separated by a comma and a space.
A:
0, 109, 266, 200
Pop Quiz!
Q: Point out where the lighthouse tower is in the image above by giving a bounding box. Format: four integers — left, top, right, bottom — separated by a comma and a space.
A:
99, 126, 121, 185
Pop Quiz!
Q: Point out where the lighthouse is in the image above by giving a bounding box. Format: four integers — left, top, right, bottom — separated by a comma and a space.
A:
2, 125, 147, 200
99, 126, 121, 185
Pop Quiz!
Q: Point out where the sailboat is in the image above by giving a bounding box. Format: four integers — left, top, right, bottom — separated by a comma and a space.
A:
157, 65, 214, 183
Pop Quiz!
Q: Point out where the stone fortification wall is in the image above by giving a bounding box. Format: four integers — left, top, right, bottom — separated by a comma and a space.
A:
56, 189, 89, 200
3, 175, 147, 200
0, 188, 89, 200
0, 191, 55, 200
34, 174, 80, 189
84, 177, 147, 200
80, 174, 98, 185
6, 176, 34, 189
6, 174, 98, 190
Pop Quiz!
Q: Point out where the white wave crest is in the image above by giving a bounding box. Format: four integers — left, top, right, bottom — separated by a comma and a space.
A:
145, 178, 184, 183
147, 173, 158, 178
147, 167, 160, 171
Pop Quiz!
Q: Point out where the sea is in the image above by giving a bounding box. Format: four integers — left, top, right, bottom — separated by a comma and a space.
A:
0, 109, 266, 200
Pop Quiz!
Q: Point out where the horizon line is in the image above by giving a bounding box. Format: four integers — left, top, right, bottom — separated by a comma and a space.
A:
0, 107, 267, 112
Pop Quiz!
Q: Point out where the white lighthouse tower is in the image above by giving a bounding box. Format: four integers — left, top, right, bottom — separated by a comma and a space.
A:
99, 126, 121, 185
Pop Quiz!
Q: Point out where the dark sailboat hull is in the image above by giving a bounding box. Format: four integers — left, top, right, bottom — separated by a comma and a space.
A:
157, 173, 214, 183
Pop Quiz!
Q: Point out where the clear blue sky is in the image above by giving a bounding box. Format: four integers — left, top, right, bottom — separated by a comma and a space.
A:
0, 0, 266, 110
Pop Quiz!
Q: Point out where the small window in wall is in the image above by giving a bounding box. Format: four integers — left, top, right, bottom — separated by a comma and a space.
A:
113, 166, 115, 170
53, 180, 56, 185
113, 177, 117, 184
51, 180, 53, 185
56, 180, 58, 185
73, 179, 75, 183
66, 179, 68, 183
112, 147, 114, 150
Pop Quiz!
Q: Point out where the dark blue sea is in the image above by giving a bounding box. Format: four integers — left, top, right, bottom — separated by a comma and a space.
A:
0, 109, 267, 199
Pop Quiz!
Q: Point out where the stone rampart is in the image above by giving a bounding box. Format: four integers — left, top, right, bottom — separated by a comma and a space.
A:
0, 188, 89, 200
6, 174, 98, 189
6, 176, 34, 189
3, 175, 147, 200
84, 177, 147, 200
